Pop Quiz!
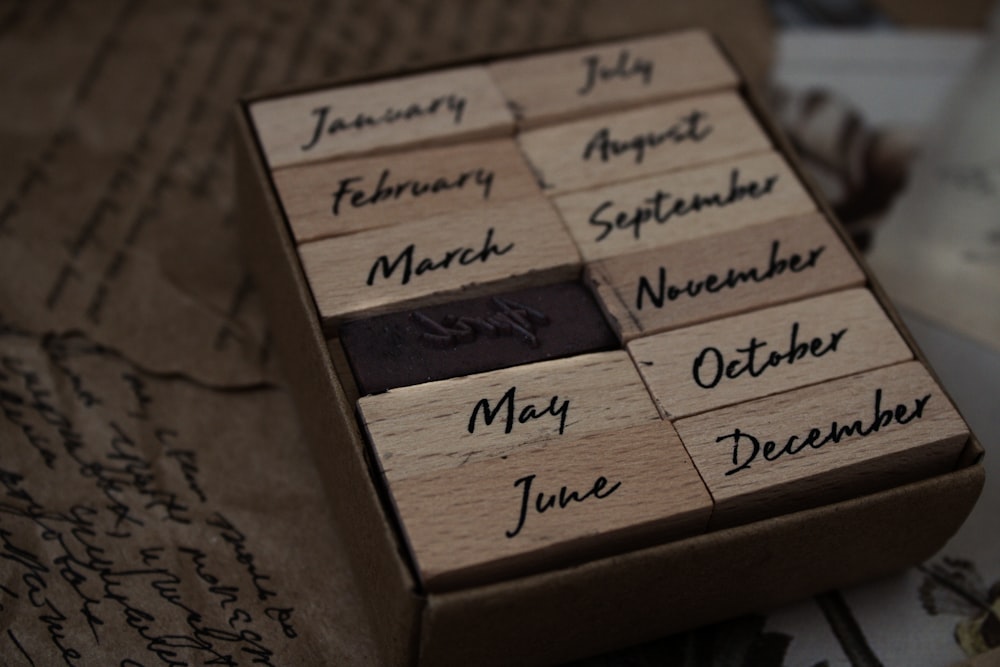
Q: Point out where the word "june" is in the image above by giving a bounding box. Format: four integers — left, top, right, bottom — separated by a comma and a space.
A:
506, 473, 621, 538
301, 94, 467, 152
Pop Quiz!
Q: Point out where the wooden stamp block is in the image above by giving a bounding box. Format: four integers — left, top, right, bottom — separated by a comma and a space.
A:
274, 139, 544, 243
339, 282, 618, 395
518, 92, 771, 195
488, 30, 738, 128
358, 350, 661, 481
674, 361, 969, 528
586, 213, 866, 341
298, 196, 581, 329
551, 151, 817, 261
388, 421, 713, 590
251, 66, 514, 168
627, 288, 913, 420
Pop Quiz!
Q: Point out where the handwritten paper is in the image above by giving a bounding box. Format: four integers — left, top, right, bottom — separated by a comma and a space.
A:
0, 1, 784, 664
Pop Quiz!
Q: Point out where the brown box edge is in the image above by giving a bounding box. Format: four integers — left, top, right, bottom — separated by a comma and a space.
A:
233, 110, 423, 666
232, 30, 986, 667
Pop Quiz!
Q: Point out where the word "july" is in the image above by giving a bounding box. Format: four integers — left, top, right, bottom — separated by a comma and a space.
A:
578, 49, 653, 96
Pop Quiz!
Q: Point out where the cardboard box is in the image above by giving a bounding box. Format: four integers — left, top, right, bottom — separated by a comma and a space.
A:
233, 31, 984, 666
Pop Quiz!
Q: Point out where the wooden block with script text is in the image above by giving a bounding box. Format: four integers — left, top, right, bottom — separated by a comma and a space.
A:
586, 213, 866, 341
488, 30, 738, 128
627, 289, 913, 420
358, 351, 661, 481
552, 151, 817, 261
674, 362, 969, 528
389, 421, 712, 590
298, 196, 581, 329
518, 92, 771, 195
339, 282, 618, 395
274, 139, 544, 243
251, 66, 514, 168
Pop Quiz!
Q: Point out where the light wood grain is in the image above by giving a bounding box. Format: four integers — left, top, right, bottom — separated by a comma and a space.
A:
552, 151, 816, 261
488, 29, 738, 128
389, 421, 712, 590
674, 361, 969, 529
358, 351, 661, 481
518, 91, 771, 195
586, 213, 866, 342
251, 66, 514, 168
627, 288, 913, 420
297, 196, 580, 329
274, 138, 543, 243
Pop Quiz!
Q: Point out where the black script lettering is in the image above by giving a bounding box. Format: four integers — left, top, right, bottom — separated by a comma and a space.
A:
721, 389, 933, 475
412, 297, 549, 348
331, 167, 494, 216
588, 168, 779, 242
468, 386, 570, 436
578, 49, 653, 96
635, 240, 826, 310
366, 227, 514, 286
301, 94, 467, 152
582, 111, 711, 164
506, 473, 621, 537
692, 322, 848, 389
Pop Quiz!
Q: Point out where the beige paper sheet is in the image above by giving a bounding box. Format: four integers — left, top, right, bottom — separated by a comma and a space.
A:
0, 2, 774, 664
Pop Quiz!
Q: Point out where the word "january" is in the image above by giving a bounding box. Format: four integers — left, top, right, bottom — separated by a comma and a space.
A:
506, 473, 621, 538
366, 227, 513, 286
468, 386, 570, 436
692, 321, 847, 389
718, 388, 932, 475
636, 240, 826, 310
301, 94, 467, 152
582, 111, 712, 165
578, 49, 653, 96
331, 167, 494, 216
589, 168, 778, 242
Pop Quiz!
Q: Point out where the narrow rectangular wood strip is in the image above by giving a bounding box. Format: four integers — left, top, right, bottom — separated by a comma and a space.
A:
627, 288, 913, 420
551, 151, 817, 261
518, 91, 771, 195
674, 361, 969, 528
297, 195, 581, 329
586, 212, 866, 341
251, 66, 514, 168
488, 29, 738, 128
358, 350, 661, 481
389, 421, 712, 590
274, 138, 543, 243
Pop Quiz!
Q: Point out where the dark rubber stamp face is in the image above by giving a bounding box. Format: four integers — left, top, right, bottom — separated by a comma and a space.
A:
339, 282, 618, 395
